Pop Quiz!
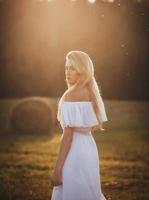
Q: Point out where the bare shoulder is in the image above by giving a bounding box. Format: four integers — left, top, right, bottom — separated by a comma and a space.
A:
64, 87, 91, 102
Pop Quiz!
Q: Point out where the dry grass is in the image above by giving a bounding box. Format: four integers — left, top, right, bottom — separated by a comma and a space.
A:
0, 98, 149, 200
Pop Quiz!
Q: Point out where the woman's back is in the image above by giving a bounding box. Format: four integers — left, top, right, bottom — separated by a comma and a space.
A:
60, 87, 100, 134
63, 86, 91, 102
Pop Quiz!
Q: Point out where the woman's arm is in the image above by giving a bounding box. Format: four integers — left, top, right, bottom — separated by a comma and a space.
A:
55, 127, 73, 170
51, 127, 73, 186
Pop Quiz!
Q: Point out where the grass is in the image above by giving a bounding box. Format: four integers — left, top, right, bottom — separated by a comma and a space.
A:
0, 98, 149, 200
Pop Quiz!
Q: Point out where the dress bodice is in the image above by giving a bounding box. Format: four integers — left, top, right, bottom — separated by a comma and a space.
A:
59, 101, 108, 130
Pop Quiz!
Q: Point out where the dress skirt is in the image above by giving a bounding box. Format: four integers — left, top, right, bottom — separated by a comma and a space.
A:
51, 131, 106, 200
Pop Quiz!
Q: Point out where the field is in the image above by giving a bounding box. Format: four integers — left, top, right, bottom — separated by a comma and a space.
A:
0, 98, 149, 200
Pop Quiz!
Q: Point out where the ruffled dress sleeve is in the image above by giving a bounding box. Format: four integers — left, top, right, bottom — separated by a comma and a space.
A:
59, 101, 108, 130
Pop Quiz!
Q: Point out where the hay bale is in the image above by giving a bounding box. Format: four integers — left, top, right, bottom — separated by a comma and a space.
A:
10, 97, 57, 134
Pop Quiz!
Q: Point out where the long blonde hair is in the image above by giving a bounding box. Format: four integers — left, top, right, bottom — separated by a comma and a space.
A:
57, 50, 105, 129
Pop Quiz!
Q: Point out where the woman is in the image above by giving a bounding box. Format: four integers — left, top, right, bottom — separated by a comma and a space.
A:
51, 50, 108, 200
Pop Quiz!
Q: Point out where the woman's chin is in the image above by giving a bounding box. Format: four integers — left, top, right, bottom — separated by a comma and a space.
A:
68, 80, 75, 85
66, 79, 78, 86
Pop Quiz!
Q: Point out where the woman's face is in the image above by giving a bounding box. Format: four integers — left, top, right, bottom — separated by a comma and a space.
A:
65, 64, 80, 86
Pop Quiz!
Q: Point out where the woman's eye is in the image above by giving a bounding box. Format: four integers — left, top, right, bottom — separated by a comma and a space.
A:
69, 66, 75, 70
65, 66, 75, 71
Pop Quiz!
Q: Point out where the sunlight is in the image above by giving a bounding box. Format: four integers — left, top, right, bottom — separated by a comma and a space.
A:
102, 0, 115, 3
88, 0, 96, 4
36, 0, 144, 3
38, 0, 54, 2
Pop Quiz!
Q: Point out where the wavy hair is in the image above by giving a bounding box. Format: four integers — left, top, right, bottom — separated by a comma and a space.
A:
57, 50, 107, 130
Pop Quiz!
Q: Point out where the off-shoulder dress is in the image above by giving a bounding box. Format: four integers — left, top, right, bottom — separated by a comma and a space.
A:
51, 101, 108, 200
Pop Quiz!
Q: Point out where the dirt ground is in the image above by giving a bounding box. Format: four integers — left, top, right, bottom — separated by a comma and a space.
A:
0, 99, 149, 200
0, 129, 148, 200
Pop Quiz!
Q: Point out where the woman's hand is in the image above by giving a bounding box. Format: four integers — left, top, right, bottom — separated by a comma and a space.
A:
99, 124, 105, 132
51, 168, 63, 187
92, 124, 105, 132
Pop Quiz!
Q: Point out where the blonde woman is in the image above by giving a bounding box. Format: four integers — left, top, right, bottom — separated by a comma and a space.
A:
51, 50, 108, 200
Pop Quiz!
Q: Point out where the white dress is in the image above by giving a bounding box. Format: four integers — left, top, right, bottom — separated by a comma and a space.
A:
51, 100, 108, 200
